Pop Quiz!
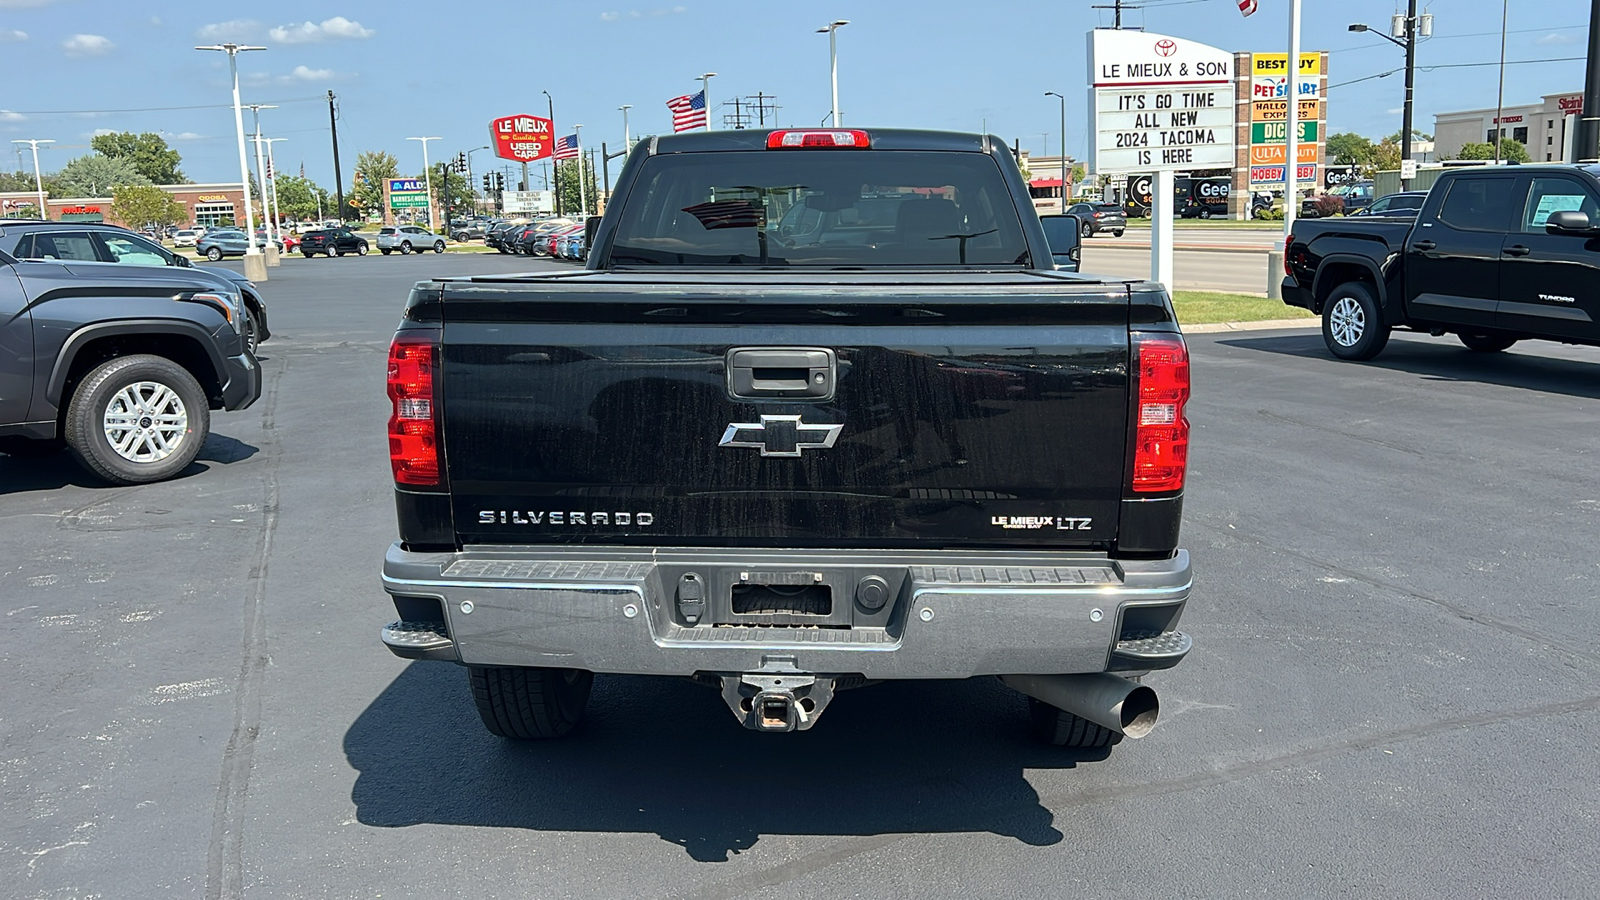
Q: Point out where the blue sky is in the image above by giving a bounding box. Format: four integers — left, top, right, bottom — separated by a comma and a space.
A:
0, 0, 1590, 188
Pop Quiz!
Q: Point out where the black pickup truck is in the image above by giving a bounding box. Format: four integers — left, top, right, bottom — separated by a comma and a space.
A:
1284, 165, 1600, 359
379, 129, 1193, 748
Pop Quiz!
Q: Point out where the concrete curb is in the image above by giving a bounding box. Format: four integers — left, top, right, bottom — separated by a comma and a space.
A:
1096, 241, 1272, 254
1182, 317, 1318, 334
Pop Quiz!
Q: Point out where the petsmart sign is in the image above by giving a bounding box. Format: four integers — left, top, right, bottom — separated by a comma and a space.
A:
1087, 29, 1235, 172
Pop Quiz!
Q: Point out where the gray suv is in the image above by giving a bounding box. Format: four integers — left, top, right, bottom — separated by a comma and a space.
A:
2, 221, 271, 352
0, 224, 262, 484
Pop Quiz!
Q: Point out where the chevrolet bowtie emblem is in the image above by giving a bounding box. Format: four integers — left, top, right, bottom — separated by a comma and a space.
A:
719, 415, 843, 458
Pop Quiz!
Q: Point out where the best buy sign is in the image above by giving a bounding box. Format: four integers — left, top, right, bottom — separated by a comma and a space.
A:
1252, 121, 1318, 143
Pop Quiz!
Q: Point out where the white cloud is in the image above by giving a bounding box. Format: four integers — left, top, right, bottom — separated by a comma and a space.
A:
0, 29, 28, 42
604, 6, 686, 21
269, 16, 373, 43
149, 16, 161, 26
62, 33, 114, 56
282, 65, 336, 82
1537, 32, 1578, 46
171, 132, 204, 141
196, 19, 260, 41
0, 110, 26, 122
92, 128, 117, 136
0, 0, 61, 8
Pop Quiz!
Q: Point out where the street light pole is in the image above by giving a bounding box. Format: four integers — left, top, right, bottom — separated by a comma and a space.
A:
261, 137, 286, 244
10, 139, 53, 219
407, 136, 442, 227
619, 105, 632, 150
1349, 3, 1430, 189
699, 73, 716, 132
817, 21, 849, 127
195, 42, 267, 281
543, 90, 558, 214
1045, 92, 1067, 213
245, 103, 279, 265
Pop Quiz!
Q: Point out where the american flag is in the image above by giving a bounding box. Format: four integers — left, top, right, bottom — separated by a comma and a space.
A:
1237, 0, 1257, 15
553, 134, 579, 160
666, 90, 707, 132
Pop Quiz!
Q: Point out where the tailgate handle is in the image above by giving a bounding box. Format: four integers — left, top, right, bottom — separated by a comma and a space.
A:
728, 348, 835, 400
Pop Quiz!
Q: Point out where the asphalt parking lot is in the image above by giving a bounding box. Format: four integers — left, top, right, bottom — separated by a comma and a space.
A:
4, 255, 1599, 899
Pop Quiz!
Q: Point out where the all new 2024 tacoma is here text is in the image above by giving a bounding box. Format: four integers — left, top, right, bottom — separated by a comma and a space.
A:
378, 129, 1193, 749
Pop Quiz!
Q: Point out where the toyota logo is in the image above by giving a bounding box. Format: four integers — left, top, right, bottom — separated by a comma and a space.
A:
1154, 38, 1177, 57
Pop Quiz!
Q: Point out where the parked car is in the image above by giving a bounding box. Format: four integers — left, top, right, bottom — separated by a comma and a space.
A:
172, 229, 199, 247
1300, 180, 1375, 218
252, 230, 286, 253
376, 225, 447, 255
196, 229, 249, 261
2, 220, 272, 352
451, 222, 488, 242
1283, 165, 1600, 361
0, 225, 261, 482
1348, 191, 1427, 217
1066, 202, 1127, 237
299, 227, 369, 257
485, 220, 525, 253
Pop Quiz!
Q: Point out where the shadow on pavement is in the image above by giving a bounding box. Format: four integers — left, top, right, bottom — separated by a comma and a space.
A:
346, 663, 1115, 861
1219, 333, 1600, 400
0, 431, 255, 494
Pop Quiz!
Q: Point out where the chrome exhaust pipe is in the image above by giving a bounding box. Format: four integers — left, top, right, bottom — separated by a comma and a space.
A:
1002, 673, 1160, 739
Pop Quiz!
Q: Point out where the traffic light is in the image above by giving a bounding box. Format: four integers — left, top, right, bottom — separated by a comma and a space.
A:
482, 174, 492, 192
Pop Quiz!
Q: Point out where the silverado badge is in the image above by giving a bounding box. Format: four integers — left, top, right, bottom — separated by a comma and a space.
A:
719, 415, 843, 458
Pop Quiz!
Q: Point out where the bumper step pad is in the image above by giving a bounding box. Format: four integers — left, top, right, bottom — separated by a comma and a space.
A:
381, 620, 456, 661
1110, 630, 1191, 670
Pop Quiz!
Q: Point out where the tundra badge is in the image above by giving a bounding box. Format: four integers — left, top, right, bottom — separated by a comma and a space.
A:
720, 415, 843, 458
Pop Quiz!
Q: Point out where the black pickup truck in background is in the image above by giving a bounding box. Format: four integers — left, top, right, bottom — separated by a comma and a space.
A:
1284, 165, 1600, 360
379, 128, 1192, 749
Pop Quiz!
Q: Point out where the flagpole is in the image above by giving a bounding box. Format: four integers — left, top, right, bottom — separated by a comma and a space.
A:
700, 72, 716, 131
574, 125, 587, 216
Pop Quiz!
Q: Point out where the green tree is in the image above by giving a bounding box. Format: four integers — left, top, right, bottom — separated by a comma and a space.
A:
90, 131, 185, 184
54, 154, 149, 197
110, 184, 186, 231
555, 157, 597, 216
1326, 132, 1378, 167
1453, 139, 1530, 163
272, 175, 330, 222
1373, 138, 1402, 172
352, 150, 399, 219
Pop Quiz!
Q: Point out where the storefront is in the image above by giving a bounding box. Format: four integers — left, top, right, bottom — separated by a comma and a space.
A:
1433, 92, 1583, 161
1, 183, 250, 228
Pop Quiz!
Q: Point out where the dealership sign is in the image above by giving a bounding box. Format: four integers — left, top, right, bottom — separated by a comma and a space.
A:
1087, 29, 1235, 172
491, 114, 554, 163
502, 190, 553, 214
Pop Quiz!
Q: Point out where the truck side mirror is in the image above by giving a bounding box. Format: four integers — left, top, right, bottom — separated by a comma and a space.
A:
584, 215, 602, 253
1037, 214, 1082, 272
1546, 210, 1592, 233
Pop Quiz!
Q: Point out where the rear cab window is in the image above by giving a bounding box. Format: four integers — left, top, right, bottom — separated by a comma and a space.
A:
15, 231, 103, 262
608, 150, 1030, 267
1433, 176, 1516, 232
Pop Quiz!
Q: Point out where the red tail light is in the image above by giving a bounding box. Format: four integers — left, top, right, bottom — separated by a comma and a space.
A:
1284, 234, 1294, 277
1131, 333, 1190, 493
388, 329, 443, 487
766, 130, 871, 149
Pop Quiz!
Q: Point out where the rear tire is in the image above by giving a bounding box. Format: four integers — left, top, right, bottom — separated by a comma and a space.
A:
1459, 332, 1518, 353
63, 354, 209, 485
1321, 282, 1390, 361
380, 248, 392, 255
1028, 698, 1122, 748
1112, 228, 1124, 237
1079, 221, 1092, 238
469, 666, 593, 739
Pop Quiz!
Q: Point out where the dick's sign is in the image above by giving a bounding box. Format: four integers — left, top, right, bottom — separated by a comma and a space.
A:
491, 114, 554, 163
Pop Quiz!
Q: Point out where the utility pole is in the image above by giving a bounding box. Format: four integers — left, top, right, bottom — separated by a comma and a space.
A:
700, 73, 716, 132
1493, 0, 1508, 162
328, 91, 344, 223
1580, 0, 1600, 161
1349, 4, 1430, 190
574, 124, 587, 216
1091, 0, 1140, 28
543, 90, 559, 215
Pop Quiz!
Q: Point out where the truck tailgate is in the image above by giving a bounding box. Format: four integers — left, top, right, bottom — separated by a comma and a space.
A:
436, 272, 1132, 549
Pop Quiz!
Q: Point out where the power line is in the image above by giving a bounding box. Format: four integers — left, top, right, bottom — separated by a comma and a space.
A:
2, 97, 324, 116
